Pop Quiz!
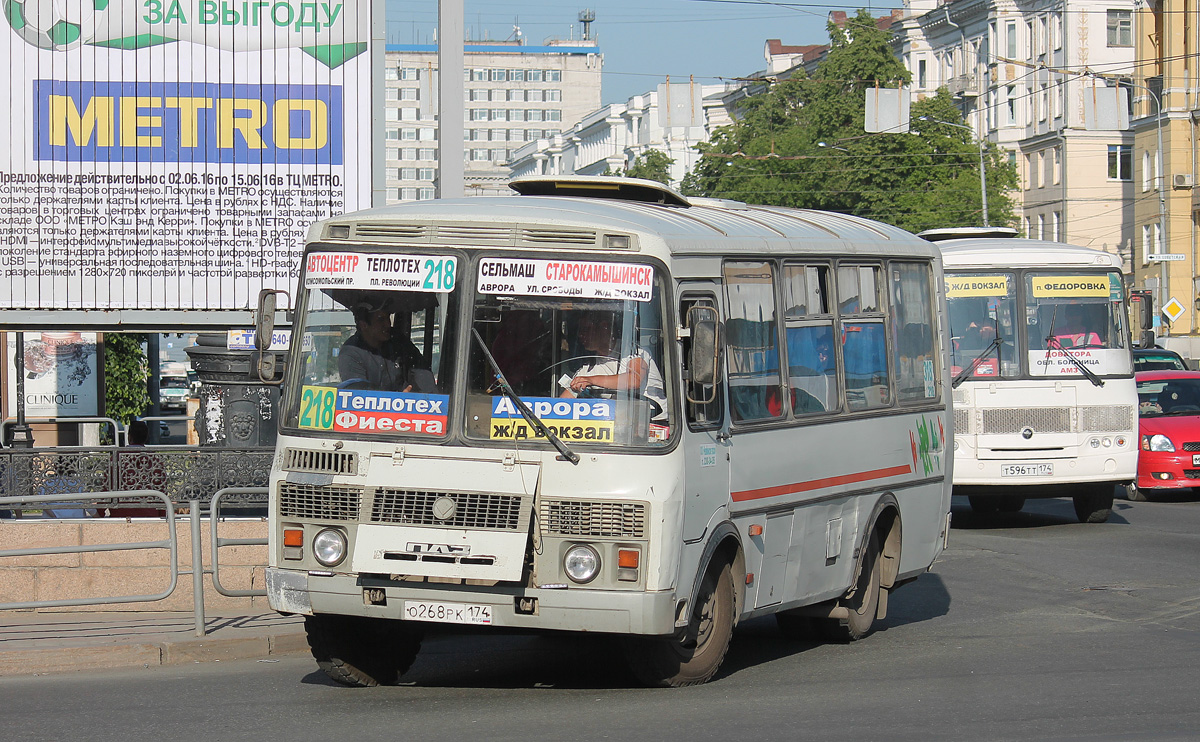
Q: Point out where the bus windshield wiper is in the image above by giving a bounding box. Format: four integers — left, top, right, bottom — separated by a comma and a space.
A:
1046, 337, 1105, 387
952, 337, 1003, 388
471, 328, 580, 465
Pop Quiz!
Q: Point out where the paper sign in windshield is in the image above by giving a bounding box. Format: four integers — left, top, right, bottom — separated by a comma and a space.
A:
489, 396, 615, 441
304, 252, 458, 292
477, 259, 654, 301
1030, 276, 1109, 298
299, 386, 449, 436
946, 275, 1010, 297
1028, 349, 1127, 377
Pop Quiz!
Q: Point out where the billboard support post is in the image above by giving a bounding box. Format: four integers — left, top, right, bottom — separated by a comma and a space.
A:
8, 333, 34, 448
438, 0, 465, 198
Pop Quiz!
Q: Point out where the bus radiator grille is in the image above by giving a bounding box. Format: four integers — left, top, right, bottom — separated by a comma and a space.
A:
279, 482, 363, 521
281, 448, 359, 475
370, 489, 525, 531
980, 407, 1071, 434
539, 500, 647, 539
1080, 405, 1134, 433
954, 408, 971, 435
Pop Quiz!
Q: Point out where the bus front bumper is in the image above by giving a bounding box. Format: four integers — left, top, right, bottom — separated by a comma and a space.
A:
266, 567, 679, 636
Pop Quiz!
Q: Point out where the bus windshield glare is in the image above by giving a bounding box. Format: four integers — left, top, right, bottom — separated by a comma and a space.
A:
284, 250, 673, 448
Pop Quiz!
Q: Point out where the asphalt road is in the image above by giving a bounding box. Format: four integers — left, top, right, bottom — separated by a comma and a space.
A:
3, 494, 1199, 742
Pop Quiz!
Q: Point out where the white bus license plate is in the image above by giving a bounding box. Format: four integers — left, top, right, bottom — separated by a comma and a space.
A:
403, 600, 493, 626
1001, 463, 1053, 477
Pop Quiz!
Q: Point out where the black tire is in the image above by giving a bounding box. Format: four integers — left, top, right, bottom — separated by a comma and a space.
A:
305, 614, 424, 687
815, 532, 881, 642
996, 495, 1026, 513
1125, 483, 1148, 502
967, 495, 1000, 514
1073, 486, 1115, 524
625, 561, 735, 687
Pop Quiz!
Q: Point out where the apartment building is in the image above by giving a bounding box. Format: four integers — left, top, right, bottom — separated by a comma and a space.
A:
1131, 0, 1200, 347
891, 0, 1136, 263
382, 37, 601, 199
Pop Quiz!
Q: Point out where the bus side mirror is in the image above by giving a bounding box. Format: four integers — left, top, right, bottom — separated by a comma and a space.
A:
1130, 290, 1154, 349
255, 289, 287, 385
688, 306, 720, 387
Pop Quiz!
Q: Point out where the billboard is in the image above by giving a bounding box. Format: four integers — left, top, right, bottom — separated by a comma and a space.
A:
0, 0, 376, 313
5, 331, 99, 416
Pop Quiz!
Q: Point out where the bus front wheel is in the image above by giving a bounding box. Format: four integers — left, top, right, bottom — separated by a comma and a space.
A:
305, 614, 423, 687
1073, 486, 1115, 524
624, 561, 735, 687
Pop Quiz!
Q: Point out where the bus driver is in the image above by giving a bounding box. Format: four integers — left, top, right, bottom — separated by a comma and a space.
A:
561, 310, 668, 421
339, 294, 426, 392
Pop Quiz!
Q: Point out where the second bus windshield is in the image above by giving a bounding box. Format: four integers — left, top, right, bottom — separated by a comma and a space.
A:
947, 270, 1129, 380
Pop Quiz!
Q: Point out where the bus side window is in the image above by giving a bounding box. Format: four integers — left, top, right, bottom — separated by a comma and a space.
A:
724, 261, 785, 423
891, 262, 939, 403
781, 263, 838, 415
838, 263, 891, 410
681, 294, 724, 429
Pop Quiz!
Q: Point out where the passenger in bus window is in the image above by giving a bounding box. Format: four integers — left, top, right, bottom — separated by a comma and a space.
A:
1051, 304, 1103, 348
489, 310, 552, 395
561, 310, 668, 421
339, 294, 426, 392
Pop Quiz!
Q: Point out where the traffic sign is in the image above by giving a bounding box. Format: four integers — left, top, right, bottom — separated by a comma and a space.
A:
1148, 253, 1186, 261
1163, 297, 1187, 322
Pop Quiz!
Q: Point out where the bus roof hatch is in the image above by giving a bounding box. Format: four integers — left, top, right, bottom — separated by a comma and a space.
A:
508, 176, 691, 208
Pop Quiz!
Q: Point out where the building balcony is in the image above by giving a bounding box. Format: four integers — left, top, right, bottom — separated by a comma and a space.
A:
945, 73, 981, 98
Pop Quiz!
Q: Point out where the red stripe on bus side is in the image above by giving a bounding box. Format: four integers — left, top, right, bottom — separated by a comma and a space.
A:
730, 464, 915, 502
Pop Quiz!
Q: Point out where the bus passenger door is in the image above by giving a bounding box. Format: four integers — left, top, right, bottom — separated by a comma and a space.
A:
679, 288, 731, 544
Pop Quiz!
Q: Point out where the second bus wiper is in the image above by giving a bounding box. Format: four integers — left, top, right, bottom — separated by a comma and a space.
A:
471, 328, 580, 465
952, 337, 1003, 388
1046, 337, 1105, 387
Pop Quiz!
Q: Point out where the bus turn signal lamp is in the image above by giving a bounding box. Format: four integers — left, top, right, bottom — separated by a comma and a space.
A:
283, 528, 304, 560
617, 549, 639, 582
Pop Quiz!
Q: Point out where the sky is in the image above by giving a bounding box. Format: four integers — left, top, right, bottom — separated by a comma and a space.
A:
383, 0, 873, 104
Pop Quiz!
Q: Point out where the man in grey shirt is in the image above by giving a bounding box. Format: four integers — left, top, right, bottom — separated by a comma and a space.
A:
339, 296, 426, 392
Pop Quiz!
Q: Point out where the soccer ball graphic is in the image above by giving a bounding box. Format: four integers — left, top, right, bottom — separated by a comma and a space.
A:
4, 0, 107, 50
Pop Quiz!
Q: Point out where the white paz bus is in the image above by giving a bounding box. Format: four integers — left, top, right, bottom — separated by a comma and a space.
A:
922, 228, 1137, 523
257, 177, 953, 687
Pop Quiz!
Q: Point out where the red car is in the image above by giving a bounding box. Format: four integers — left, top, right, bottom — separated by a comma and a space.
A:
1132, 369, 1200, 500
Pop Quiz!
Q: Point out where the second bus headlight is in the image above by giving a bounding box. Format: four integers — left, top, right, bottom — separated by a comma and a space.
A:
563, 545, 600, 583
313, 528, 347, 567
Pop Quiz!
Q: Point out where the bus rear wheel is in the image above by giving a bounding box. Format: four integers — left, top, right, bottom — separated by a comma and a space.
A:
815, 532, 881, 642
625, 561, 735, 687
305, 614, 424, 687
1073, 486, 1115, 523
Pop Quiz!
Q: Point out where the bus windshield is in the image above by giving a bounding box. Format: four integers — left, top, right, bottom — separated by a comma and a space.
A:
465, 257, 672, 448
283, 250, 673, 449
1026, 271, 1130, 377
946, 271, 1019, 380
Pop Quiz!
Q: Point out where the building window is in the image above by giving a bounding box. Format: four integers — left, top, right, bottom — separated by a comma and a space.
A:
509, 109, 526, 122
1006, 21, 1017, 58
491, 109, 507, 121
471, 109, 488, 121
400, 108, 419, 121
546, 70, 561, 82
418, 168, 435, 180
490, 68, 506, 81
1025, 20, 1034, 60
1024, 153, 1034, 190
419, 148, 436, 160
509, 69, 525, 82
490, 129, 507, 142
1052, 13, 1063, 50
399, 68, 420, 81
400, 167, 416, 180
385, 67, 398, 81
527, 89, 544, 102
401, 129, 418, 141
1108, 145, 1132, 180
1052, 211, 1061, 241
1005, 85, 1017, 126
527, 109, 544, 122
386, 88, 400, 100
402, 147, 418, 160
1052, 147, 1061, 184
401, 187, 417, 200
471, 69, 486, 81
918, 59, 927, 88
386, 128, 400, 141
401, 88, 419, 101
1037, 214, 1046, 240
528, 69, 543, 82
386, 167, 399, 180
419, 128, 436, 141
419, 187, 435, 200
546, 89, 562, 102
471, 149, 489, 161
1107, 10, 1132, 47
508, 89, 525, 102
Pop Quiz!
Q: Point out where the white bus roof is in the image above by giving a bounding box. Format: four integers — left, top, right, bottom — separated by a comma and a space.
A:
936, 238, 1122, 270
309, 178, 938, 260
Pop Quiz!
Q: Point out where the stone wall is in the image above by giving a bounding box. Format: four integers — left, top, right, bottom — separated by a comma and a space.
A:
0, 519, 268, 612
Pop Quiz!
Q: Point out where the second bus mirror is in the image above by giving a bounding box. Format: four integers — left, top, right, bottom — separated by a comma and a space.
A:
688, 306, 720, 386
255, 289, 279, 351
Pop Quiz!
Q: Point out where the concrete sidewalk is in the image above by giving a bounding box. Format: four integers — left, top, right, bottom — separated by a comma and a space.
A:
0, 611, 308, 677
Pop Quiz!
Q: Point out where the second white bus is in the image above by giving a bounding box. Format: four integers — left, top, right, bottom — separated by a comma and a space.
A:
923, 228, 1137, 523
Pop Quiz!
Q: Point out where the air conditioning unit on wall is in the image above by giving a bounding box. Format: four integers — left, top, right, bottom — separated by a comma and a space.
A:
1173, 173, 1194, 189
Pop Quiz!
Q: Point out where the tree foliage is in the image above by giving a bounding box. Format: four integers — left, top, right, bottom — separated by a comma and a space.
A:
606, 150, 676, 185
682, 10, 1017, 232
103, 333, 150, 426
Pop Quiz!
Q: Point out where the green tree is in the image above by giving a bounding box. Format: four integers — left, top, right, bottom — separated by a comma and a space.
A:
604, 150, 677, 185
682, 9, 1016, 232
103, 333, 150, 426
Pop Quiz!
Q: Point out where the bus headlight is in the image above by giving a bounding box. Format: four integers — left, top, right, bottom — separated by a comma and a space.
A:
1145, 434, 1175, 452
563, 544, 600, 584
312, 528, 347, 567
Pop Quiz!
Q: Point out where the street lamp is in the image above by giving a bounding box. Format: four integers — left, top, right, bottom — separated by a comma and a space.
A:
917, 116, 989, 227
817, 141, 849, 152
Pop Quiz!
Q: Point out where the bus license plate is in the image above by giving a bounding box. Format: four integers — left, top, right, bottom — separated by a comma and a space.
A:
403, 600, 493, 625
1001, 463, 1053, 477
